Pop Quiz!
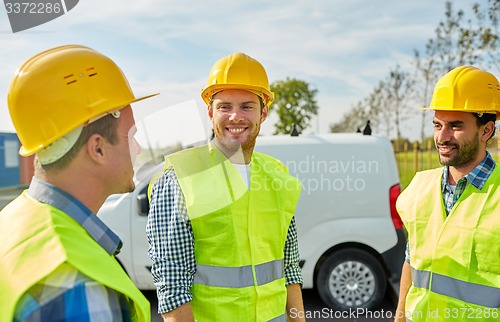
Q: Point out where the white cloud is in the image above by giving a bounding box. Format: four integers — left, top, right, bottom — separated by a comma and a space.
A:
0, 0, 478, 142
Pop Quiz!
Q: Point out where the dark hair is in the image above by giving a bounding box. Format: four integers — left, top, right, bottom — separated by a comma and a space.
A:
473, 113, 497, 142
41, 114, 119, 171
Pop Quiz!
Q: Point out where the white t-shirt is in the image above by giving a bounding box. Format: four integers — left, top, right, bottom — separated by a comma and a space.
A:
233, 163, 251, 189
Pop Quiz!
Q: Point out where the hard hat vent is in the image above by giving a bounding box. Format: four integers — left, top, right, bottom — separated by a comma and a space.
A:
487, 82, 500, 91
86, 67, 97, 77
64, 74, 76, 85
63, 67, 99, 85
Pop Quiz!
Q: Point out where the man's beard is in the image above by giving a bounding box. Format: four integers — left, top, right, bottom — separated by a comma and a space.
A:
437, 133, 480, 168
214, 122, 260, 155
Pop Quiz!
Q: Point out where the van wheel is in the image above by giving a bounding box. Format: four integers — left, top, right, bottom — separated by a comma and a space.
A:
316, 248, 386, 311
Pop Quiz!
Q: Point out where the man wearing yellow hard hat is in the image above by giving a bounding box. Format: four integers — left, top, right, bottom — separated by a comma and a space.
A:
395, 66, 500, 322
147, 52, 306, 321
0, 45, 157, 321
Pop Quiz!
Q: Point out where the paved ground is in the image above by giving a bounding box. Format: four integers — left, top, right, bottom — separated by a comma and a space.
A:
145, 288, 396, 321
0, 186, 25, 209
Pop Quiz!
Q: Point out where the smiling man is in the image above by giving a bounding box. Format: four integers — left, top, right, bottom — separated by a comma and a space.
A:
395, 66, 500, 322
147, 52, 305, 322
209, 88, 266, 163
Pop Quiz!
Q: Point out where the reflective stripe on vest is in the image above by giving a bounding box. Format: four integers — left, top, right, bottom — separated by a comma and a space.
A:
411, 266, 500, 308
268, 314, 286, 322
255, 259, 284, 286
410, 266, 430, 289
195, 259, 284, 288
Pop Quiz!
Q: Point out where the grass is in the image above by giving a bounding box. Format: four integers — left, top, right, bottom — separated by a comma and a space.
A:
395, 150, 441, 189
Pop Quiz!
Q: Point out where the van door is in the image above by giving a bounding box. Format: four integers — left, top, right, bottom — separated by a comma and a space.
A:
130, 184, 155, 289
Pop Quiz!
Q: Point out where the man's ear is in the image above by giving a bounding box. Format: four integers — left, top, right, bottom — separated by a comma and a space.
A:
208, 104, 214, 122
481, 121, 496, 142
260, 105, 269, 124
86, 134, 107, 164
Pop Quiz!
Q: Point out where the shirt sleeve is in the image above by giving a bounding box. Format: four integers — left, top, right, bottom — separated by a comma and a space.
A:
14, 263, 132, 321
146, 168, 196, 314
405, 242, 410, 263
283, 216, 303, 286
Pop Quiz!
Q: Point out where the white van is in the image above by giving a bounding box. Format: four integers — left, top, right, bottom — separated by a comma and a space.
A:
97, 133, 405, 311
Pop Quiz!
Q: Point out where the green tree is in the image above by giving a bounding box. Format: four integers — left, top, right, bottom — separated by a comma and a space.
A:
413, 43, 439, 144
420, 0, 500, 75
433, 1, 481, 71
365, 80, 390, 136
332, 1, 500, 142
329, 67, 412, 142
329, 80, 391, 136
465, 0, 500, 72
270, 77, 319, 135
411, 0, 490, 143
383, 65, 414, 145
329, 101, 369, 133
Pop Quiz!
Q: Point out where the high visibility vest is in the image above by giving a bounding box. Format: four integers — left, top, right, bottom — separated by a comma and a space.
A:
397, 167, 500, 322
0, 192, 150, 322
166, 144, 301, 322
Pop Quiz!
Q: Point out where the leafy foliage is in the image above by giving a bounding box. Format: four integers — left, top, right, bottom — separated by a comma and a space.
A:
330, 0, 500, 142
270, 78, 319, 135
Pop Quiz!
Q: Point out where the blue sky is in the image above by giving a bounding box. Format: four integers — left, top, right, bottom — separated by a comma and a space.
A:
0, 0, 476, 144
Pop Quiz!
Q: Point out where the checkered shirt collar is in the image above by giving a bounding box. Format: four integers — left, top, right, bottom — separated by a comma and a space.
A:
442, 151, 496, 192
28, 177, 123, 255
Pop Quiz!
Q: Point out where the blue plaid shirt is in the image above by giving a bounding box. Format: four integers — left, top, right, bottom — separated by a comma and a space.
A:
147, 168, 303, 314
405, 152, 496, 263
14, 178, 133, 321
441, 152, 496, 215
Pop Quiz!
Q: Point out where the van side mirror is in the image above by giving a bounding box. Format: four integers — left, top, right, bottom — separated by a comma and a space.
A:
137, 193, 149, 216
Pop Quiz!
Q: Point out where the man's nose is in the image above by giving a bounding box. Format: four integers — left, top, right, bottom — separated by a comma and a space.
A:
129, 136, 142, 162
229, 109, 243, 122
436, 126, 452, 144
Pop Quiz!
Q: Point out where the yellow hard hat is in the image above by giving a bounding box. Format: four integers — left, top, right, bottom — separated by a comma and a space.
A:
423, 66, 500, 118
201, 52, 274, 106
8, 44, 158, 157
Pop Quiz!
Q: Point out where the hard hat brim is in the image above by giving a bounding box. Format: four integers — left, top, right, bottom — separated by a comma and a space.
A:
129, 92, 160, 105
417, 106, 499, 120
418, 106, 497, 114
201, 84, 273, 106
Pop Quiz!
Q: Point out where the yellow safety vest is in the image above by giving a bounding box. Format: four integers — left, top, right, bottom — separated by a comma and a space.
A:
0, 192, 150, 322
397, 167, 500, 322
165, 143, 301, 322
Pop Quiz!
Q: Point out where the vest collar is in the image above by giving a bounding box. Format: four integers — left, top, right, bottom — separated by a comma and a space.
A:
28, 177, 122, 255
441, 151, 496, 192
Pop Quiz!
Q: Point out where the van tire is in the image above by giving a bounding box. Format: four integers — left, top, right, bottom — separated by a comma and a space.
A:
316, 248, 386, 311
